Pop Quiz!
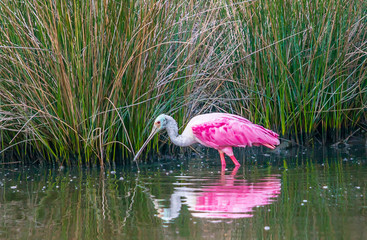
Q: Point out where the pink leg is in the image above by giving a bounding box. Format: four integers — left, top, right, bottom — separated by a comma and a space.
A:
229, 155, 241, 166
231, 165, 240, 176
219, 151, 226, 167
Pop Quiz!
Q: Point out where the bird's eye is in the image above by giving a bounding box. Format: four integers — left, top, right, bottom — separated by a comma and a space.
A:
157, 121, 161, 124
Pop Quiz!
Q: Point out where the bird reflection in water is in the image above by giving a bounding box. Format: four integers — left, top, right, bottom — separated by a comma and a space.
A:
151, 167, 281, 222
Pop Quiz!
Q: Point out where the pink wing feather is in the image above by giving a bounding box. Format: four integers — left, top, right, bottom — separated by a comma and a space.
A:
191, 115, 279, 150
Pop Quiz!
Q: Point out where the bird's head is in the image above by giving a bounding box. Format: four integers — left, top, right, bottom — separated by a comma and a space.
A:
153, 114, 168, 131
133, 114, 168, 161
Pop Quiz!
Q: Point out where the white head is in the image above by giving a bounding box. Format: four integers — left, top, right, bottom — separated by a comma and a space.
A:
133, 114, 170, 161
153, 114, 168, 131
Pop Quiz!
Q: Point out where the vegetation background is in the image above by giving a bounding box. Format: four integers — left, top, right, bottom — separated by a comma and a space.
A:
0, 0, 366, 165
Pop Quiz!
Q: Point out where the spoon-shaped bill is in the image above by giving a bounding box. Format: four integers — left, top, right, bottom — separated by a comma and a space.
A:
133, 126, 159, 161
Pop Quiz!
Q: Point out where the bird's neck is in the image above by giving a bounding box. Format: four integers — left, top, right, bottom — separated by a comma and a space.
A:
165, 116, 193, 147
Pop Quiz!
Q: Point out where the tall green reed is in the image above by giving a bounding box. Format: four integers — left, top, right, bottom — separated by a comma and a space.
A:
0, 1, 240, 164
0, 0, 366, 165
224, 0, 367, 143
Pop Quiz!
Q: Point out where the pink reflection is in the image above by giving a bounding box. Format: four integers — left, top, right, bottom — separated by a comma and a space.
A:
191, 167, 281, 218
152, 167, 281, 221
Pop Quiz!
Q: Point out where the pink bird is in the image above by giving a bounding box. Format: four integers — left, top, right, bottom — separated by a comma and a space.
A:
133, 113, 280, 167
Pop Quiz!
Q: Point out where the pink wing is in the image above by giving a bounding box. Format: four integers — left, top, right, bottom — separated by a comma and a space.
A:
191, 115, 280, 149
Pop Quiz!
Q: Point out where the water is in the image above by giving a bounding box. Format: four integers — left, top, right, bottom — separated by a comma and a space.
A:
1, 146, 366, 239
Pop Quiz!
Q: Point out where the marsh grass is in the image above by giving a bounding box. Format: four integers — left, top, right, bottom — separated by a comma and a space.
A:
225, 0, 367, 144
0, 0, 366, 165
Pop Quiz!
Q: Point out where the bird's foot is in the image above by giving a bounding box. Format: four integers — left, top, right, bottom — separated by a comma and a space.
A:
221, 164, 226, 172
231, 166, 240, 175
230, 155, 241, 166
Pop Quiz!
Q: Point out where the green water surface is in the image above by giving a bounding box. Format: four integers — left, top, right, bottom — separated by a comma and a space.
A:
1, 146, 366, 239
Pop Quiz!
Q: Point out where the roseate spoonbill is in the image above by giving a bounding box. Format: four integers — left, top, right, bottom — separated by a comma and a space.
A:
133, 113, 280, 167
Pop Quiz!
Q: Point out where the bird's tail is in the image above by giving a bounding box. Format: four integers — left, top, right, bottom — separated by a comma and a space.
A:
262, 143, 277, 149
254, 125, 280, 149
